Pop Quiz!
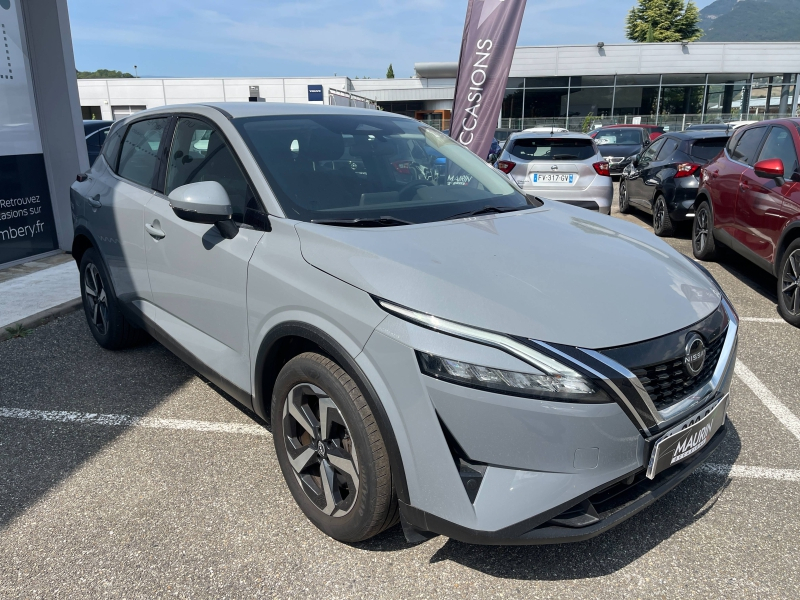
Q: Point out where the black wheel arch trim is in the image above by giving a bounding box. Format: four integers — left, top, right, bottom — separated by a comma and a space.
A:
776, 222, 800, 277
253, 321, 410, 505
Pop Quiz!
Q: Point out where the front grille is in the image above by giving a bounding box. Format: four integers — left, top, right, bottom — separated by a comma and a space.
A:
631, 329, 726, 411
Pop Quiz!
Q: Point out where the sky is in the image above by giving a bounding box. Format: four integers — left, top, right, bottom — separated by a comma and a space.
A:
67, 0, 718, 79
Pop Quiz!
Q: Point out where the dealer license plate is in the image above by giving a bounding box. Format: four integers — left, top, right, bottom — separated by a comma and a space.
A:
646, 394, 728, 479
531, 173, 575, 185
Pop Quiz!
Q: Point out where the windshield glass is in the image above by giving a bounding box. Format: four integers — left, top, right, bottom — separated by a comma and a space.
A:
508, 137, 596, 161
690, 137, 728, 162
235, 114, 533, 224
594, 129, 643, 145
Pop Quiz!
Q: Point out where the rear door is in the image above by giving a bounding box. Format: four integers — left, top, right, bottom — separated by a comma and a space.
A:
144, 115, 268, 395
638, 137, 680, 211
88, 117, 169, 304
736, 125, 799, 264
708, 127, 763, 236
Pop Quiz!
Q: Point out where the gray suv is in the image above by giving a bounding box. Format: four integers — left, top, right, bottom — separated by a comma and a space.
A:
70, 103, 738, 545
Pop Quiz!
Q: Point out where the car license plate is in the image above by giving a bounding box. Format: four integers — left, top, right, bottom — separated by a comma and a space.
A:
531, 173, 575, 185
646, 394, 728, 479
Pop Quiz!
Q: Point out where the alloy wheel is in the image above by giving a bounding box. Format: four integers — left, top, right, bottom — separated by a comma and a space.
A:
694, 207, 709, 254
84, 263, 109, 335
282, 383, 360, 517
619, 182, 627, 209
782, 249, 800, 315
654, 199, 665, 232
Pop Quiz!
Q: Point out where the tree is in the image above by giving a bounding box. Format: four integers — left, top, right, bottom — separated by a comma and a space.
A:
76, 69, 134, 79
626, 0, 703, 43
386, 64, 395, 79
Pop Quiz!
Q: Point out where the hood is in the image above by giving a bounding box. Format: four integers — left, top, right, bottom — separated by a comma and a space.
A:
295, 202, 721, 349
598, 144, 641, 157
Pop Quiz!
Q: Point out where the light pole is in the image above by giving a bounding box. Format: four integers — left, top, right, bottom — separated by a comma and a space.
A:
134, 65, 138, 78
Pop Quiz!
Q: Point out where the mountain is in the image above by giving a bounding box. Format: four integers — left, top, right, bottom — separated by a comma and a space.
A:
699, 0, 800, 41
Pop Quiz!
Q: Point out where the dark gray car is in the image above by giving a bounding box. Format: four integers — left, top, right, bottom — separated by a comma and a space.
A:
69, 103, 738, 545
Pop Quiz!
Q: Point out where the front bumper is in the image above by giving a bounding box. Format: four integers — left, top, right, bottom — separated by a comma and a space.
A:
358, 300, 737, 545
400, 418, 727, 545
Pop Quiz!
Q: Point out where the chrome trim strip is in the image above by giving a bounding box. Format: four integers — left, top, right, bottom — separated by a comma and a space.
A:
535, 341, 652, 435
580, 348, 665, 425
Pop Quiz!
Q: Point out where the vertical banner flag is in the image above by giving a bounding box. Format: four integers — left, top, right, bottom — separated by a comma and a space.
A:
450, 0, 527, 160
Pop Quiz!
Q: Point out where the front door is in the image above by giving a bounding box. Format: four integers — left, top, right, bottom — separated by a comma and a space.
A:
627, 137, 664, 207
144, 116, 267, 395
736, 125, 799, 264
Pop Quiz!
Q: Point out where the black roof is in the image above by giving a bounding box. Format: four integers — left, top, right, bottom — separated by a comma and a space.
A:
83, 120, 114, 135
663, 129, 731, 140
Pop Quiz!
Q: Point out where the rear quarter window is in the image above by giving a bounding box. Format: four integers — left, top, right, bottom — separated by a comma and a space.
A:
508, 138, 596, 161
690, 138, 727, 162
101, 125, 124, 172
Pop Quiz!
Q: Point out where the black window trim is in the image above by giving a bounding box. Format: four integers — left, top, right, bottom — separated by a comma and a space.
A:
154, 111, 270, 230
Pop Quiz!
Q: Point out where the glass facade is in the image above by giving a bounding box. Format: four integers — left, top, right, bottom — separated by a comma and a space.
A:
498, 73, 798, 132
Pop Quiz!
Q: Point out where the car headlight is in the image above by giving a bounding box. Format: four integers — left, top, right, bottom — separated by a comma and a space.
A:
417, 351, 607, 402
376, 298, 609, 403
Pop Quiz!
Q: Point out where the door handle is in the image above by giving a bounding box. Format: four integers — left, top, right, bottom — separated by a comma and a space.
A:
145, 222, 166, 239
740, 182, 750, 192
710, 170, 719, 179
87, 196, 102, 208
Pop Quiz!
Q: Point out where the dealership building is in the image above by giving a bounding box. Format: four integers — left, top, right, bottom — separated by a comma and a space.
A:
78, 41, 800, 133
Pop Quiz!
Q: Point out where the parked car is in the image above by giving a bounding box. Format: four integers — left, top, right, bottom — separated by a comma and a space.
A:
522, 126, 570, 133
83, 120, 113, 165
494, 131, 612, 213
619, 130, 731, 236
71, 103, 737, 545
693, 118, 800, 325
443, 128, 501, 161
590, 126, 652, 175
590, 124, 665, 142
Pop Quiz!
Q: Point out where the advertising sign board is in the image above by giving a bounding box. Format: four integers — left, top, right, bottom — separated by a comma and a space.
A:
308, 85, 324, 102
0, 0, 58, 265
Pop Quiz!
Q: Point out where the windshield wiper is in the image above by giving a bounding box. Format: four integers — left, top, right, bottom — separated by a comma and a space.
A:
445, 205, 527, 220
310, 216, 415, 227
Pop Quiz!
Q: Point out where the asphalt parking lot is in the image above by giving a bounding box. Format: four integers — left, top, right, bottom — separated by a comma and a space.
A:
2, 183, 800, 599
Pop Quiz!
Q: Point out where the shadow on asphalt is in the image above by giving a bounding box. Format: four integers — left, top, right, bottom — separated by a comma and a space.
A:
357, 424, 741, 580
0, 313, 191, 528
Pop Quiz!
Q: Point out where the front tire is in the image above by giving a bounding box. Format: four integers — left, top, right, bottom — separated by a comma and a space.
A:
79, 248, 146, 349
692, 201, 717, 261
777, 240, 800, 327
618, 179, 632, 214
272, 352, 398, 542
652, 195, 674, 237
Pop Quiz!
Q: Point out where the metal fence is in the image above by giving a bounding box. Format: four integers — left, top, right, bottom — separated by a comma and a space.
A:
328, 89, 378, 110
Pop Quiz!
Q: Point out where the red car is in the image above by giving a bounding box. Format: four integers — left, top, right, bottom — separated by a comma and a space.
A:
590, 124, 665, 142
693, 118, 800, 325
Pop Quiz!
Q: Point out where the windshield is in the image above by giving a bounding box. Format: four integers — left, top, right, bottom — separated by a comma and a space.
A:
594, 129, 643, 145
690, 138, 728, 162
508, 137, 596, 161
235, 114, 533, 224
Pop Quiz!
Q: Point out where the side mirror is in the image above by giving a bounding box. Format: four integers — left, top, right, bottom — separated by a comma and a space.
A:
168, 181, 238, 239
643, 139, 651, 147
753, 158, 786, 186
487, 153, 498, 165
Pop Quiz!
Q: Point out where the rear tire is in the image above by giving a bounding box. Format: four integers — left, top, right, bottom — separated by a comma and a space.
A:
272, 352, 398, 543
692, 201, 717, 261
777, 240, 800, 327
652, 195, 674, 237
618, 179, 632, 214
79, 248, 147, 349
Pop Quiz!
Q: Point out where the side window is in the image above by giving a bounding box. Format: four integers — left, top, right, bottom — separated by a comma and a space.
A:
655, 138, 679, 161
101, 125, 124, 172
757, 126, 799, 177
731, 127, 766, 165
166, 117, 261, 224
640, 138, 664, 163
117, 118, 168, 188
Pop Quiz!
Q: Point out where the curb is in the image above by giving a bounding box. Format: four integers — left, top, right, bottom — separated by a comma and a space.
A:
0, 297, 82, 341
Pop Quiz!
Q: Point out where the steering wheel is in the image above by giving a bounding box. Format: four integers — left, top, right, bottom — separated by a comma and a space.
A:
397, 180, 434, 202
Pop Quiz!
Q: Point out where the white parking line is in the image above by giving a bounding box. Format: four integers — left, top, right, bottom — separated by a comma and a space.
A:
700, 463, 800, 482
740, 317, 787, 324
3, 406, 800, 483
735, 361, 800, 443
0, 407, 268, 437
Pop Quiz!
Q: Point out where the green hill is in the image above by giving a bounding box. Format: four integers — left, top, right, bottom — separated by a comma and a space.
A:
699, 0, 800, 41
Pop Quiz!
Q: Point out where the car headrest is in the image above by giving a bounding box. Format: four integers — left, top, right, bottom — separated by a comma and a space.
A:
300, 127, 345, 161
